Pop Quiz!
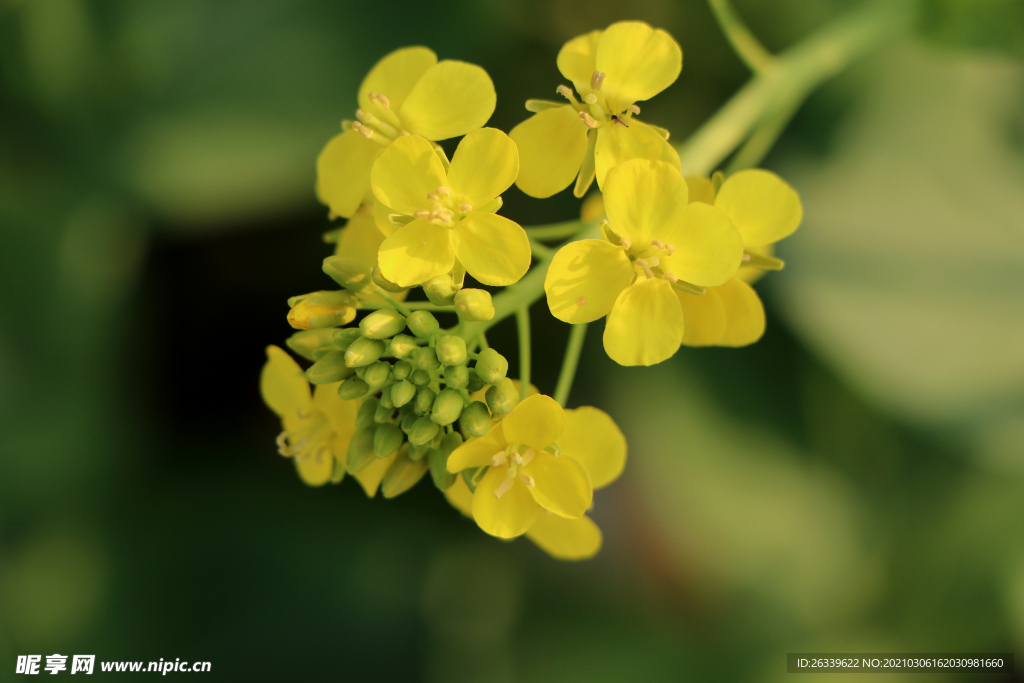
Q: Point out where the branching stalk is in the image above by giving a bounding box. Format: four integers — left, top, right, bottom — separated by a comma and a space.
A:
553, 323, 588, 407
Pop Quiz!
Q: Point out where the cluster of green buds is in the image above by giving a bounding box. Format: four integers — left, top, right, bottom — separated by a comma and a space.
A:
285, 307, 518, 498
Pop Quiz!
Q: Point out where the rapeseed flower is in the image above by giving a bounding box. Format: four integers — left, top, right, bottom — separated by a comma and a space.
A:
510, 21, 682, 198
316, 47, 496, 219
677, 170, 802, 346
446, 403, 626, 560
371, 128, 530, 288
545, 159, 743, 366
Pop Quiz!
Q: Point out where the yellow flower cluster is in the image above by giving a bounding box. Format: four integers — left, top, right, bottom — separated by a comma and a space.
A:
259, 19, 802, 560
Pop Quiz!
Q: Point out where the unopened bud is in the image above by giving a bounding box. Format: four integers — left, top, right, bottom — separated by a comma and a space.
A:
389, 334, 419, 359
408, 443, 431, 462
413, 346, 441, 371
338, 376, 369, 400
414, 387, 436, 416
390, 379, 416, 408
371, 266, 408, 293
407, 310, 440, 337
363, 361, 392, 388
381, 447, 429, 498
305, 351, 353, 384
454, 289, 495, 321
444, 364, 469, 390
435, 335, 467, 366
359, 308, 407, 339
460, 401, 492, 437
423, 273, 462, 305
323, 256, 373, 293
475, 348, 508, 385
400, 411, 419, 435
410, 369, 431, 386
287, 328, 336, 361
466, 369, 486, 393
392, 360, 412, 380
287, 290, 357, 329
374, 401, 395, 423
373, 422, 404, 459
408, 416, 440, 446
431, 388, 465, 426
344, 336, 385, 367
429, 432, 463, 491
485, 378, 519, 416
346, 425, 377, 473
332, 328, 362, 351
356, 397, 379, 429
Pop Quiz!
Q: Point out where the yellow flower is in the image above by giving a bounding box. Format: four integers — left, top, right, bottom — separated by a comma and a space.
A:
510, 21, 682, 199
328, 202, 409, 305
316, 47, 496, 219
445, 403, 626, 560
371, 128, 530, 288
545, 159, 743, 366
677, 170, 802, 346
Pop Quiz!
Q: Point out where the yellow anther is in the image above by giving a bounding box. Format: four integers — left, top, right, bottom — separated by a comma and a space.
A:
590, 71, 606, 90
512, 453, 523, 465
436, 186, 450, 196
643, 267, 654, 279
494, 476, 514, 499
620, 238, 632, 251
413, 209, 431, 218
426, 193, 439, 202
628, 104, 641, 115
369, 91, 390, 109
519, 473, 536, 488
584, 93, 598, 104
576, 296, 586, 307
355, 108, 371, 123
556, 84, 574, 100
520, 447, 536, 466
458, 203, 473, 213
636, 258, 649, 268
665, 242, 676, 256
664, 272, 679, 283
742, 253, 751, 262
652, 239, 665, 249
352, 121, 373, 139
491, 451, 508, 467
579, 111, 598, 128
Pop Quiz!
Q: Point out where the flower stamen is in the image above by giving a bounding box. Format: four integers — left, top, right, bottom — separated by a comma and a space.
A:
458, 203, 473, 213
520, 447, 536, 466
579, 111, 598, 128
584, 93, 598, 104
628, 104, 641, 115
436, 186, 450, 196
494, 473, 515, 499
491, 451, 508, 467
590, 71, 606, 91
519, 473, 536, 488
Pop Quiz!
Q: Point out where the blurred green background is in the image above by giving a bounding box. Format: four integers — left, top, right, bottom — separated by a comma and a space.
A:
1, 0, 1023, 680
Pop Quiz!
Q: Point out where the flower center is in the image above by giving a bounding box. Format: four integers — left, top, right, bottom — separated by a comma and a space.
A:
557, 72, 642, 129
611, 236, 708, 295
412, 185, 473, 226
351, 91, 409, 145
276, 411, 332, 463
490, 443, 537, 499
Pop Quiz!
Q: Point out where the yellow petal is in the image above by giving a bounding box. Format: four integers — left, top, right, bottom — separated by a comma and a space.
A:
335, 210, 385, 267
659, 202, 744, 287
444, 476, 474, 516
677, 286, 727, 346
685, 176, 716, 205
602, 158, 687, 248
399, 61, 496, 140
716, 277, 766, 346
501, 394, 566, 449
472, 466, 540, 538
603, 278, 683, 366
453, 212, 530, 286
526, 513, 602, 560
370, 134, 447, 216
295, 446, 334, 487
312, 383, 358, 439
561, 407, 626, 488
523, 451, 592, 518
377, 218, 455, 287
714, 169, 802, 247
358, 46, 437, 121
315, 130, 382, 219
372, 199, 398, 237
595, 21, 682, 112
260, 346, 312, 420
557, 29, 602, 97
510, 105, 590, 198
446, 128, 519, 208
595, 120, 680, 189
353, 451, 399, 498
447, 424, 508, 473
545, 239, 634, 324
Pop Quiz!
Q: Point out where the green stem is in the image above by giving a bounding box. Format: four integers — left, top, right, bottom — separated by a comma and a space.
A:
516, 306, 531, 401
553, 323, 588, 407
677, 0, 916, 176
359, 300, 455, 312
708, 0, 777, 74
367, 288, 412, 317
525, 220, 587, 241
529, 239, 555, 260
724, 94, 803, 174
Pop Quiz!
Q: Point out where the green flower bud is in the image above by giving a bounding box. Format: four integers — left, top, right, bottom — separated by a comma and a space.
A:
381, 447, 429, 498
305, 351, 352, 384
454, 288, 495, 322
379, 384, 394, 409
400, 411, 418, 435
428, 432, 464, 491
460, 401, 493, 438
390, 379, 416, 408
363, 361, 392, 388
407, 310, 440, 338
408, 416, 440, 446
466, 368, 486, 392
408, 443, 430, 462
338, 376, 370, 400
435, 335, 467, 366
475, 348, 508, 385
410, 369, 431, 386
388, 334, 419, 359
392, 360, 412, 380
444, 364, 469, 390
415, 387, 436, 415
323, 256, 373, 293
287, 290, 358, 329
346, 425, 377, 473
287, 328, 337, 361
354, 365, 368, 379
422, 272, 462, 305
344, 336, 385, 368
372, 266, 408, 293
485, 378, 518, 416
359, 308, 407, 340
333, 328, 362, 352
461, 465, 488, 493
356, 397, 379, 429
374, 401, 395, 424
431, 389, 465, 426
373, 422, 404, 459
413, 346, 441, 372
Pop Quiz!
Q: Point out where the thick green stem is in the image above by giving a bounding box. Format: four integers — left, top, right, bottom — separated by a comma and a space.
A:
359, 300, 455, 312
553, 323, 588, 407
525, 220, 585, 241
708, 0, 777, 74
516, 306, 531, 401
